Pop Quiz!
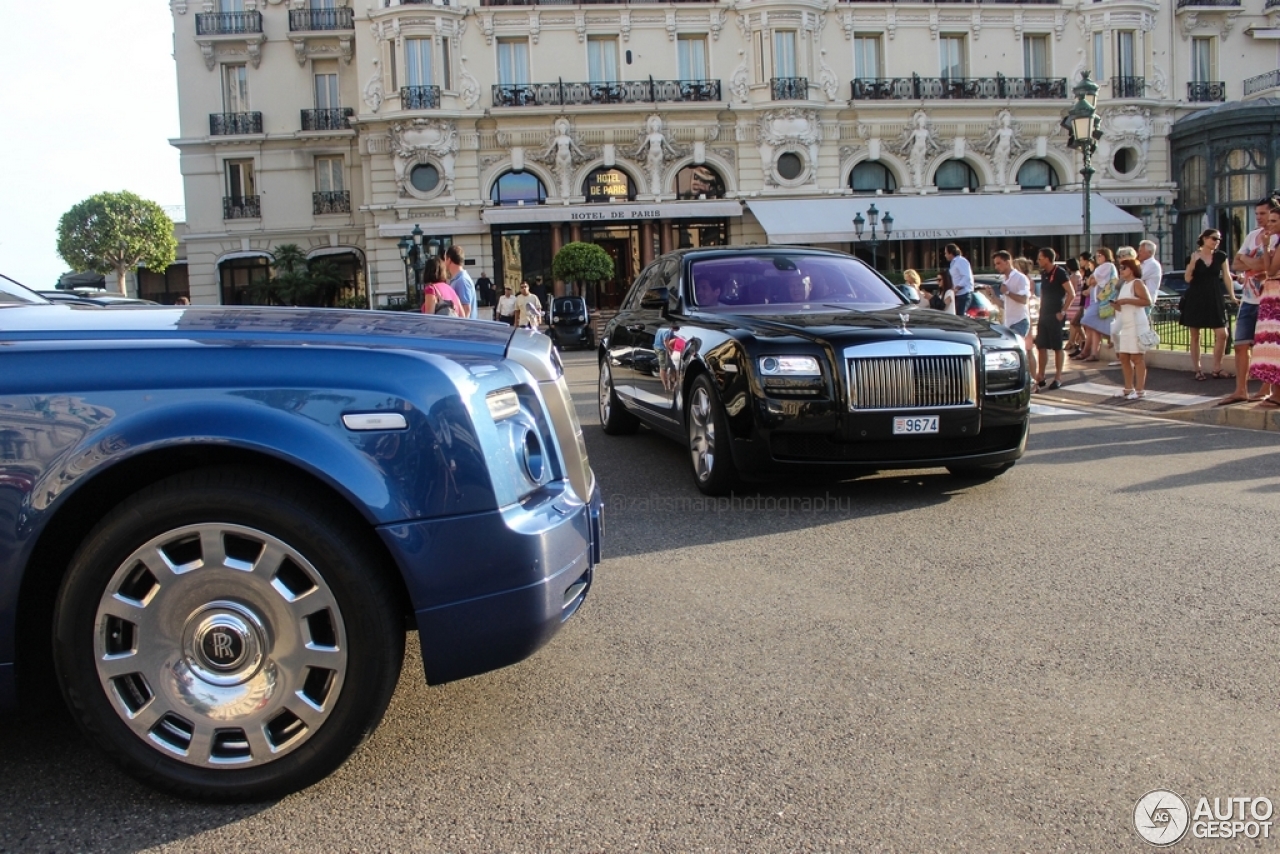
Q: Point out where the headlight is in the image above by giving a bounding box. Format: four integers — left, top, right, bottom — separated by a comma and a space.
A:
983, 349, 1023, 392
983, 350, 1021, 372
758, 356, 821, 376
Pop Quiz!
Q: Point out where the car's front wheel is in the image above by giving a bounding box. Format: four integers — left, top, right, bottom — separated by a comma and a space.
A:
687, 374, 739, 496
598, 357, 640, 435
53, 467, 403, 802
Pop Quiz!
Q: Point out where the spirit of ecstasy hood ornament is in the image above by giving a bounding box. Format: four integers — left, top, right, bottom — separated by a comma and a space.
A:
898, 311, 912, 335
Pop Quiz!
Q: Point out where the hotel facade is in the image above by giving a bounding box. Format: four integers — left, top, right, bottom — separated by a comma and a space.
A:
169, 0, 1280, 307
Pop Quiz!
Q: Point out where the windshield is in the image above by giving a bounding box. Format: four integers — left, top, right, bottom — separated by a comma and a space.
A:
688, 254, 904, 311
0, 274, 48, 306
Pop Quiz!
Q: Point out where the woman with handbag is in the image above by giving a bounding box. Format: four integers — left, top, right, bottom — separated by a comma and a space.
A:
1181, 228, 1239, 380
1111, 258, 1156, 400
1078, 248, 1116, 363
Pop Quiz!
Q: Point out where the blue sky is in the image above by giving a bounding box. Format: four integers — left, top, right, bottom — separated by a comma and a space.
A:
0, 3, 184, 289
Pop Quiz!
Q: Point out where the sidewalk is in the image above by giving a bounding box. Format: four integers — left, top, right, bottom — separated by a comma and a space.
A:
1031, 344, 1280, 432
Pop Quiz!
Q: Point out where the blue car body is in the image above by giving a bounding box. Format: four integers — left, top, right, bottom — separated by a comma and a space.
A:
0, 303, 601, 709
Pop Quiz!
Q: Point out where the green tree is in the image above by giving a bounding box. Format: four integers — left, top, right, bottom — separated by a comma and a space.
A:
56, 191, 177, 295
552, 242, 614, 297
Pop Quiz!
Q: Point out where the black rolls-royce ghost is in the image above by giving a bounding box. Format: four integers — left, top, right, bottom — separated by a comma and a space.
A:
598, 246, 1030, 495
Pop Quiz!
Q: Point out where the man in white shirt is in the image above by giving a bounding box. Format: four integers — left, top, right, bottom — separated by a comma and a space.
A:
992, 250, 1035, 380
1137, 240, 1162, 313
495, 286, 518, 325
945, 243, 975, 317
1220, 198, 1278, 404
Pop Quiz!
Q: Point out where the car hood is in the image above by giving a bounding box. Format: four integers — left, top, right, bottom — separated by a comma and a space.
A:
684, 305, 1012, 343
0, 304, 515, 358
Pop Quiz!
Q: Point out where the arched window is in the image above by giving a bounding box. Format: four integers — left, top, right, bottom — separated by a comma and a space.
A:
584, 167, 636, 203
1180, 156, 1206, 208
849, 161, 898, 194
491, 170, 546, 206
1215, 148, 1266, 205
675, 164, 726, 200
934, 159, 978, 193
1016, 158, 1059, 190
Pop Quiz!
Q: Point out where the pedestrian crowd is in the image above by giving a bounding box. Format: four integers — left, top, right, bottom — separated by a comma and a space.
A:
907, 192, 1280, 407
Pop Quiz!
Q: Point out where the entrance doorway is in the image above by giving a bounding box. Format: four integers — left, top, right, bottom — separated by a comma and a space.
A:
581, 224, 640, 310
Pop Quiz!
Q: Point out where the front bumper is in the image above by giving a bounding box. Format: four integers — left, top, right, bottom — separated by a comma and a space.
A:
381, 483, 602, 685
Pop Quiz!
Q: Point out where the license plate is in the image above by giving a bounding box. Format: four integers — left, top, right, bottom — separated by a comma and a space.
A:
893, 415, 939, 435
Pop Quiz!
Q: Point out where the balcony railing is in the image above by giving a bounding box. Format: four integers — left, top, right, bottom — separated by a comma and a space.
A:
313, 191, 351, 215
195, 11, 263, 35
492, 77, 720, 107
1244, 69, 1280, 96
1111, 76, 1146, 98
301, 107, 354, 131
1175, 0, 1241, 6
851, 74, 1067, 100
401, 85, 442, 110
1187, 81, 1226, 102
210, 112, 263, 135
289, 7, 354, 30
771, 77, 809, 100
223, 196, 261, 219
479, 0, 706, 4
1268, 0, 1280, 9
836, 0, 1061, 3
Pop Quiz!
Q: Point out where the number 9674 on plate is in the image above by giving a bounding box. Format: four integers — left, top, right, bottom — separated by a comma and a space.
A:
893, 415, 939, 435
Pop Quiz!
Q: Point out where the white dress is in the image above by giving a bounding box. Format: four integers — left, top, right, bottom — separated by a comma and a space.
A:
1114, 279, 1148, 355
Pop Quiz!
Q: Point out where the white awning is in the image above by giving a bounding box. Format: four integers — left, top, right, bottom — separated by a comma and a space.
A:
746, 193, 1143, 243
482, 199, 743, 225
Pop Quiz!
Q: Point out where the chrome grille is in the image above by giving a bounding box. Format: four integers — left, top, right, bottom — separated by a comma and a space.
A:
848, 355, 976, 410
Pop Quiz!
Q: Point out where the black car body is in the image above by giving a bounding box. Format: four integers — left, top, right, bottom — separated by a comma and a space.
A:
598, 246, 1030, 494
547, 295, 594, 350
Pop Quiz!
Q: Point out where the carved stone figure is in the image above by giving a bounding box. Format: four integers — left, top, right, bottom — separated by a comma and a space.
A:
538, 118, 588, 199
363, 60, 384, 113
634, 115, 680, 195
898, 110, 942, 190
730, 51, 750, 104
983, 109, 1025, 188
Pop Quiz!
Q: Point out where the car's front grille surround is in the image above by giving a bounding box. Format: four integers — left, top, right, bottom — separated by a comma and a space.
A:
845, 341, 977, 411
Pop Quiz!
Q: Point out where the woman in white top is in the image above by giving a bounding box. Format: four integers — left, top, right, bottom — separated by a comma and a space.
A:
1111, 258, 1154, 399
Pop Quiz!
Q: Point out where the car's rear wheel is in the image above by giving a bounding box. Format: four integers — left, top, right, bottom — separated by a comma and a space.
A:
53, 467, 403, 802
598, 357, 640, 435
946, 461, 1015, 481
687, 374, 739, 496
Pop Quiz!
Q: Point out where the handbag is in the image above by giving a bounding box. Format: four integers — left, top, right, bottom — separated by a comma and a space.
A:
1134, 304, 1160, 350
1096, 278, 1118, 320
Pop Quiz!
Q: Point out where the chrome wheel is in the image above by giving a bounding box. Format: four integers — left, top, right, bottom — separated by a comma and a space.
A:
688, 386, 716, 482
94, 523, 347, 768
598, 360, 612, 425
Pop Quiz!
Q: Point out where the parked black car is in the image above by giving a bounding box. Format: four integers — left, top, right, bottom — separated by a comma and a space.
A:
598, 246, 1030, 495
547, 295, 594, 350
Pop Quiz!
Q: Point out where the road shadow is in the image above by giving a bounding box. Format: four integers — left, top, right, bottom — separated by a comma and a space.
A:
0, 704, 270, 853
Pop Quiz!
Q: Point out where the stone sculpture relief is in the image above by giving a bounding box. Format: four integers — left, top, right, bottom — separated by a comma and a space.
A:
633, 115, 681, 196
531, 118, 590, 199
390, 119, 459, 197
757, 109, 821, 187
983, 110, 1026, 189
898, 110, 943, 190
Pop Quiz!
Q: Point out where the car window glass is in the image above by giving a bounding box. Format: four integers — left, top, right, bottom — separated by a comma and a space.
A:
689, 255, 902, 310
0, 276, 48, 305
621, 269, 653, 310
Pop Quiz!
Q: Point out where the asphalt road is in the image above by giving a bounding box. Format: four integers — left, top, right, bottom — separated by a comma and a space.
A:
3, 349, 1280, 853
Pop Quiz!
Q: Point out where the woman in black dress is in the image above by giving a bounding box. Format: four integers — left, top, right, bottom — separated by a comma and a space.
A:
1181, 228, 1240, 380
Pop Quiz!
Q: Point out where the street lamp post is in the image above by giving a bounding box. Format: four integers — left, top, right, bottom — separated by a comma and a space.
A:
851, 203, 894, 271
1061, 71, 1103, 255
1141, 198, 1178, 266
396, 223, 426, 304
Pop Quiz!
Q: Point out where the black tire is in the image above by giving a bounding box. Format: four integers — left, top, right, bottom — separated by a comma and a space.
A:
598, 357, 640, 435
946, 461, 1015, 481
686, 374, 739, 496
53, 466, 403, 802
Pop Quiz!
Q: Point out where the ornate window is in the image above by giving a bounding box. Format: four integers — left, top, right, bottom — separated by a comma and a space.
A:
934, 160, 978, 193
675, 165, 726, 200
491, 170, 546, 206
1016, 159, 1058, 190
849, 161, 897, 194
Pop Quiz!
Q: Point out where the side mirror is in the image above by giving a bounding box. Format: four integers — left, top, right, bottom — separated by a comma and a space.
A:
639, 287, 669, 310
